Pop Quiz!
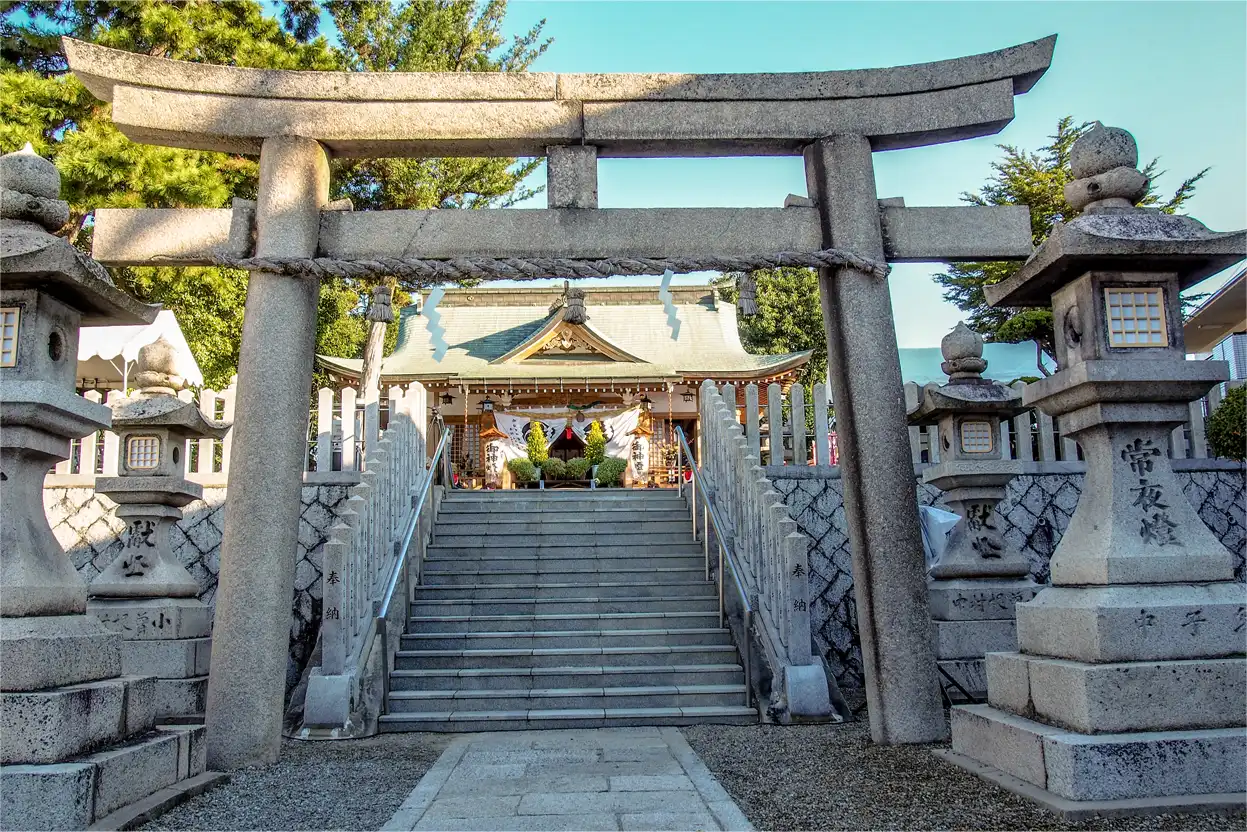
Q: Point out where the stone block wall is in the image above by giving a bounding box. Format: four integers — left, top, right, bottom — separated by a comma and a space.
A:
47, 480, 352, 689
768, 461, 1247, 690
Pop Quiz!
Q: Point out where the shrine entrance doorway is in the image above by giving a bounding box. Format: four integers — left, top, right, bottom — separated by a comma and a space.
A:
548, 428, 586, 462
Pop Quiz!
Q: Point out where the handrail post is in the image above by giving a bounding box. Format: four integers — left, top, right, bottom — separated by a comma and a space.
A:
690, 475, 698, 541
743, 609, 753, 707
703, 504, 709, 581
718, 541, 725, 628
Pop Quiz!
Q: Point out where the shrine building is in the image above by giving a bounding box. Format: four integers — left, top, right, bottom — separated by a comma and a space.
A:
318, 283, 809, 485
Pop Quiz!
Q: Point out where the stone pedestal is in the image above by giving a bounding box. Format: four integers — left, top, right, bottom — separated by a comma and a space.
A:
0, 145, 211, 829
944, 124, 1247, 813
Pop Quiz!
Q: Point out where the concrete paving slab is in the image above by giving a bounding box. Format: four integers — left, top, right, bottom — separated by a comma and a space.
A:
382, 727, 752, 831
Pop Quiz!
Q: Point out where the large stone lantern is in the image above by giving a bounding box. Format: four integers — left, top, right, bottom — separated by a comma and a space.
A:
944, 124, 1247, 813
1, 145, 210, 829
908, 323, 1038, 698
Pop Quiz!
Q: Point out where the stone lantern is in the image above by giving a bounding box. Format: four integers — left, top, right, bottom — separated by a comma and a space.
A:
87, 338, 228, 719
944, 124, 1247, 812
908, 323, 1038, 698
1, 145, 209, 829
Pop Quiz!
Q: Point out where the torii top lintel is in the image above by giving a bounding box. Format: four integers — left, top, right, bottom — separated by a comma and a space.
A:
64, 35, 1055, 158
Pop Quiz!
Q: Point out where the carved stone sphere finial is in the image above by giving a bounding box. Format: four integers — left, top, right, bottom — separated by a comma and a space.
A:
132, 336, 185, 397
941, 322, 988, 380
0, 143, 71, 231
1070, 123, 1139, 178
1, 143, 60, 198
1065, 123, 1149, 212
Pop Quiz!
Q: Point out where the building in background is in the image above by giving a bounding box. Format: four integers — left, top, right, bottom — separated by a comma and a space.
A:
318, 284, 809, 485
1184, 267, 1247, 383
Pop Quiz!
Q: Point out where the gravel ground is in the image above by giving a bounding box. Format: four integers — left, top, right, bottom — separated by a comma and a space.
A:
140, 733, 451, 831
682, 720, 1247, 832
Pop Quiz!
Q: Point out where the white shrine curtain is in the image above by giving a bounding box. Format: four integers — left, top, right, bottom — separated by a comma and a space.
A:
490, 406, 641, 463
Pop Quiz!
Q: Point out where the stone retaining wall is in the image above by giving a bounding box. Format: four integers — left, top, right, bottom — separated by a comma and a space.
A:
768, 460, 1247, 690
48, 478, 354, 689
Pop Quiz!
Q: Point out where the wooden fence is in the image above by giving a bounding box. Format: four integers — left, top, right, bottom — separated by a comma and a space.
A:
53, 380, 429, 483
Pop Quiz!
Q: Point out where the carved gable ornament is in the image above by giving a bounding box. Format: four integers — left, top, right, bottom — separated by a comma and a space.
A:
493, 316, 647, 365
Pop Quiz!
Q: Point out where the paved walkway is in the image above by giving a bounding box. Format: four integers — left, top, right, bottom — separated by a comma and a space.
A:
381, 727, 754, 832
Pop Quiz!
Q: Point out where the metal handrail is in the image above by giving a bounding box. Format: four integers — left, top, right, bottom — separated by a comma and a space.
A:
366, 428, 451, 712
674, 427, 754, 708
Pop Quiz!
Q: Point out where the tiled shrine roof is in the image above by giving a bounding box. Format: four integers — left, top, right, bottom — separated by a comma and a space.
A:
317, 285, 810, 386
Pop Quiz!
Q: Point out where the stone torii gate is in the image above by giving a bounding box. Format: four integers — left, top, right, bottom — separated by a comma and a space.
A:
67, 34, 1054, 768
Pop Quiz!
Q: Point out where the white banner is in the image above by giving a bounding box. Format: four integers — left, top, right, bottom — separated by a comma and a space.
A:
489, 406, 641, 464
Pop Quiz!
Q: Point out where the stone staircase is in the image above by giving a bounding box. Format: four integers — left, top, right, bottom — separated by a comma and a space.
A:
379, 488, 757, 731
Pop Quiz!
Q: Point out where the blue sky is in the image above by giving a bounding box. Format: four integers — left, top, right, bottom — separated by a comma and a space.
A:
475, 1, 1245, 347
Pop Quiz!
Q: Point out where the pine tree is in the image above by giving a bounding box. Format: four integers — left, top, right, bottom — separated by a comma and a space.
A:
933, 117, 1208, 372
1, 0, 551, 388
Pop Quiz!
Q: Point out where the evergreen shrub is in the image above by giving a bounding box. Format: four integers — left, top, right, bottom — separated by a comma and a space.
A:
585, 421, 606, 465
1207, 385, 1246, 462
526, 421, 548, 465
595, 456, 628, 487
541, 457, 567, 480
507, 458, 537, 483
565, 457, 592, 479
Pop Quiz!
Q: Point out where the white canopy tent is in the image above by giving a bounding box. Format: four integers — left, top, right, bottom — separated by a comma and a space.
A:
77, 309, 203, 391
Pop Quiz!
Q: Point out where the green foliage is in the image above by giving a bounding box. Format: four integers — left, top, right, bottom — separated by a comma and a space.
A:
932, 116, 1210, 369
594, 456, 627, 488
1, 0, 549, 389
505, 457, 536, 483
540, 457, 566, 480
1207, 386, 1246, 462
713, 267, 828, 430
525, 421, 548, 465
565, 457, 591, 479
585, 421, 606, 465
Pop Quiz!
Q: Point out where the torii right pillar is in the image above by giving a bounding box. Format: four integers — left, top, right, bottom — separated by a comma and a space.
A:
941, 124, 1247, 815
805, 135, 947, 744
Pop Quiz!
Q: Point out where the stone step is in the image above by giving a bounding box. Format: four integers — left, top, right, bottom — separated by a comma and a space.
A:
387, 683, 748, 712
0, 725, 205, 830
400, 627, 734, 651
426, 544, 704, 558
409, 596, 719, 617
420, 556, 706, 574
394, 644, 741, 670
443, 490, 681, 502
433, 532, 696, 547
436, 509, 691, 523
433, 520, 690, 535
422, 567, 708, 587
388, 663, 746, 691
412, 580, 716, 601
377, 705, 757, 732
409, 611, 721, 633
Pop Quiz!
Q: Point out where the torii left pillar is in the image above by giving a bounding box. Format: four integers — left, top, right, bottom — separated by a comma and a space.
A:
205, 136, 329, 769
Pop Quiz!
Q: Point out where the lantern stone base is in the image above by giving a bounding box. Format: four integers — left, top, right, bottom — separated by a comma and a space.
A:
0, 725, 207, 831
948, 704, 1246, 803
89, 598, 212, 722
929, 577, 1039, 699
